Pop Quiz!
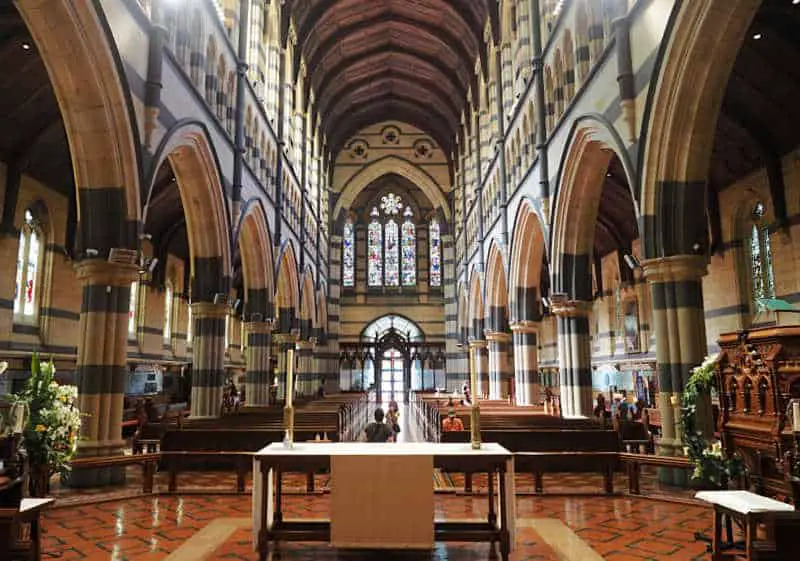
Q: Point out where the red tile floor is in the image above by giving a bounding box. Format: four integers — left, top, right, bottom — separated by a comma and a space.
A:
40, 491, 718, 561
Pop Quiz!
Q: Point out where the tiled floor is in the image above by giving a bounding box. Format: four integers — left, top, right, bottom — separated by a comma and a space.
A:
39, 493, 718, 561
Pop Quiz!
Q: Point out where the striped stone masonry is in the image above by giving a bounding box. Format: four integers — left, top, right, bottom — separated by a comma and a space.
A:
190, 301, 228, 418
551, 298, 593, 418
244, 321, 272, 407
485, 330, 512, 400
295, 339, 316, 397
75, 260, 139, 460
511, 321, 540, 406
642, 254, 710, 469
469, 339, 489, 398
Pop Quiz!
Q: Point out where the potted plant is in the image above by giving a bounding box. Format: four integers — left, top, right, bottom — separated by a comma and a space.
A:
681, 354, 745, 489
2, 354, 81, 496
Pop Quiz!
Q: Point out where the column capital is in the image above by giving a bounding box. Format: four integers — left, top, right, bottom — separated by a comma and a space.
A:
468, 338, 488, 349
484, 330, 512, 343
191, 301, 228, 318
295, 339, 315, 350
273, 331, 300, 344
74, 260, 139, 285
244, 321, 273, 334
641, 254, 708, 283
510, 320, 540, 334
549, 297, 592, 318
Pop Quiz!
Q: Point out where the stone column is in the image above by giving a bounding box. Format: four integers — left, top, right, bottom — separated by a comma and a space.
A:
485, 331, 511, 399
296, 339, 315, 397
190, 301, 228, 417
551, 299, 593, 417
273, 331, 299, 401
469, 339, 489, 398
244, 321, 272, 406
72, 260, 138, 486
642, 255, 710, 483
511, 321, 540, 406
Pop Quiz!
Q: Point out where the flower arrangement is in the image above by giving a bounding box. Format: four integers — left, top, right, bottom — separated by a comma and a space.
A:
3, 354, 81, 494
681, 353, 745, 488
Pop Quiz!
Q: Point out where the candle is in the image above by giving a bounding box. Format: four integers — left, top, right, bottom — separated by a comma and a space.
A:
286, 348, 295, 408
792, 401, 800, 433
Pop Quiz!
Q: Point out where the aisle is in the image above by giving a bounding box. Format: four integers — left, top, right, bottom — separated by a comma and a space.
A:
373, 397, 424, 443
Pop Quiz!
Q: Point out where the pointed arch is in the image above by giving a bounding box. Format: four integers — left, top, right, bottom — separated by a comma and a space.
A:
236, 199, 274, 318
316, 283, 328, 340
275, 240, 300, 331
299, 268, 317, 338
510, 198, 548, 322
15, 0, 141, 252
145, 120, 232, 301
333, 156, 451, 222
468, 269, 486, 341
485, 242, 510, 332
550, 115, 638, 300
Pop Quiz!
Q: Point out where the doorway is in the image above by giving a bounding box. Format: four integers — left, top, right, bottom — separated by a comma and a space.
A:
380, 347, 405, 403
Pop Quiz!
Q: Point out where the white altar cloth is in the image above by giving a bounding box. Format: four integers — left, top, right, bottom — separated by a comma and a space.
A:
695, 490, 796, 514
252, 442, 516, 550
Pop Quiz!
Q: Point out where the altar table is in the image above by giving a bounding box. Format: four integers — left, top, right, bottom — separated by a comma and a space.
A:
252, 442, 515, 561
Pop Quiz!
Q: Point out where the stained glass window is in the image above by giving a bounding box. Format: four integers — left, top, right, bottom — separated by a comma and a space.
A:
342, 219, 355, 287
163, 283, 173, 343
380, 193, 403, 215
385, 219, 399, 286
129, 281, 138, 335
14, 209, 41, 320
749, 202, 775, 305
368, 207, 383, 286
402, 206, 416, 286
429, 218, 442, 287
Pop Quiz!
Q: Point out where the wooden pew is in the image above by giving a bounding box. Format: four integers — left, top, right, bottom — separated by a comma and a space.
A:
70, 453, 160, 494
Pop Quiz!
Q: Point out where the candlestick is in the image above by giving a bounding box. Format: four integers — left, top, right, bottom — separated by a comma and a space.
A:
469, 344, 481, 450
286, 348, 295, 409
792, 401, 800, 433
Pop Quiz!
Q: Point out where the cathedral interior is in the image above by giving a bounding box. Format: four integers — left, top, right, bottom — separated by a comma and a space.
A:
1, 0, 800, 560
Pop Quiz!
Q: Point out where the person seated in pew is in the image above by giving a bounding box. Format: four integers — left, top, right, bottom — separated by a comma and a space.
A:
442, 409, 464, 432
363, 408, 394, 442
593, 394, 610, 420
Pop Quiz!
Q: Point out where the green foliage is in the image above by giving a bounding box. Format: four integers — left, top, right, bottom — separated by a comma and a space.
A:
681, 354, 745, 488
4, 354, 82, 476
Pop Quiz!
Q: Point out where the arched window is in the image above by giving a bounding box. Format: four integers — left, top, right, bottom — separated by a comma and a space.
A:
368, 208, 383, 287
401, 206, 416, 286
187, 302, 193, 344
163, 283, 173, 344
385, 218, 399, 286
14, 209, 43, 321
429, 218, 442, 287
342, 218, 355, 287
128, 281, 138, 336
749, 202, 775, 305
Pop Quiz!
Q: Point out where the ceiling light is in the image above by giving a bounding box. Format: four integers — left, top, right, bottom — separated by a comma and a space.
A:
752, 33, 762, 40
21, 43, 30, 50
794, 0, 799, 6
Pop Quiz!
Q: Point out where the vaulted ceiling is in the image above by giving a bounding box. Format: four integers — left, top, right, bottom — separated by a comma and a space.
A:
290, 0, 498, 156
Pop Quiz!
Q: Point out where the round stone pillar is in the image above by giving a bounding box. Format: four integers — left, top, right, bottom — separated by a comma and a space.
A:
244, 321, 273, 406
295, 339, 316, 397
551, 299, 593, 417
511, 321, 540, 406
485, 331, 511, 399
190, 301, 228, 418
642, 255, 710, 483
72, 260, 138, 486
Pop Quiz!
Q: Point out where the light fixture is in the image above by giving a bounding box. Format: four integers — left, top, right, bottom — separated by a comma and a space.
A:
753, 33, 762, 40
623, 253, 640, 271
21, 43, 30, 51
147, 257, 159, 274
794, 0, 799, 6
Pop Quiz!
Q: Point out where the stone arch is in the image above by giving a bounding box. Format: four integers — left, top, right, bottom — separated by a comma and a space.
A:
510, 198, 548, 322
485, 242, 510, 332
299, 268, 317, 338
235, 199, 274, 319
316, 283, 328, 340
639, 0, 760, 259
145, 120, 232, 302
275, 240, 300, 332
333, 156, 451, 221
550, 115, 638, 299
468, 269, 485, 341
15, 0, 141, 253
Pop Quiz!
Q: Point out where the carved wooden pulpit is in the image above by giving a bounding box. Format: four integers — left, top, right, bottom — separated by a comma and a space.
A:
717, 326, 800, 502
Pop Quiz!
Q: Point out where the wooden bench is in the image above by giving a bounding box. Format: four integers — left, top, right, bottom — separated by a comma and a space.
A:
0, 498, 55, 561
160, 451, 253, 494
70, 453, 160, 493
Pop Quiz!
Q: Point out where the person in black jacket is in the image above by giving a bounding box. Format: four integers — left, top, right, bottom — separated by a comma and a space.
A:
364, 408, 394, 442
